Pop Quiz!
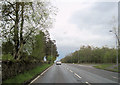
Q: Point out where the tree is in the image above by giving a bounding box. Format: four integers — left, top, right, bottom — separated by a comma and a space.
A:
2, 41, 14, 55
32, 31, 46, 61
45, 39, 59, 63
1, 1, 57, 60
61, 46, 117, 64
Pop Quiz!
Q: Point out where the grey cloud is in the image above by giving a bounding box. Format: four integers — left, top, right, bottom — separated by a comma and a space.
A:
68, 2, 118, 38
51, 2, 117, 59
92, 2, 117, 12
70, 2, 117, 28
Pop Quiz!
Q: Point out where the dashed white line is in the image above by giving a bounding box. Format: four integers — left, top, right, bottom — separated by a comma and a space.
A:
69, 70, 73, 73
85, 81, 91, 85
112, 76, 118, 79
74, 73, 82, 79
66, 67, 82, 79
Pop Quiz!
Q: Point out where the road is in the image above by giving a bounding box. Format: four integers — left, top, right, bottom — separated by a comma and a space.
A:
30, 63, 119, 85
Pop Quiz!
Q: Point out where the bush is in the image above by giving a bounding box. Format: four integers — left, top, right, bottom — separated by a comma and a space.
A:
2, 60, 43, 80
2, 54, 14, 61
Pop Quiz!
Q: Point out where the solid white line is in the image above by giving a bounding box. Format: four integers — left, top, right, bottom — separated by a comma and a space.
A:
29, 64, 53, 85
40, 67, 50, 76
74, 73, 82, 79
30, 75, 40, 84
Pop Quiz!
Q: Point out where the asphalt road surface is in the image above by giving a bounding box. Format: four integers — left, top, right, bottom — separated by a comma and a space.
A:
31, 63, 119, 84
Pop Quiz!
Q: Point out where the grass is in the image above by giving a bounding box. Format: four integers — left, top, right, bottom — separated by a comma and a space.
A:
93, 64, 118, 72
3, 63, 52, 84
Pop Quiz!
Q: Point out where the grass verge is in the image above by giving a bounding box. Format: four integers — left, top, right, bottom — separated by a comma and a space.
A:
93, 64, 118, 72
3, 63, 52, 84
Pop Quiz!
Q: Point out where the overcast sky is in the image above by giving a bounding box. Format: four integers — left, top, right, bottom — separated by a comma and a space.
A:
49, 0, 118, 60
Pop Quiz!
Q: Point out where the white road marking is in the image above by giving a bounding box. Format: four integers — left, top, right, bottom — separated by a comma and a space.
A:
30, 75, 40, 84
69, 70, 73, 73
40, 70, 47, 76
74, 73, 82, 79
29, 65, 53, 85
85, 82, 91, 85
112, 76, 118, 79
40, 65, 53, 76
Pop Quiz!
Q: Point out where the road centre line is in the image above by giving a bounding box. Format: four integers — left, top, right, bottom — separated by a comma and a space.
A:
74, 73, 82, 79
112, 76, 118, 79
66, 67, 82, 79
85, 82, 91, 85
69, 70, 73, 73
29, 65, 53, 85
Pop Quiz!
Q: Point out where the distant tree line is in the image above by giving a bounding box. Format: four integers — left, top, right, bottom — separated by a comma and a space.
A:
61, 46, 118, 63
1, 1, 58, 63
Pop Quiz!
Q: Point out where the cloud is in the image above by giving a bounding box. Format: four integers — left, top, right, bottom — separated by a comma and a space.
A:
70, 2, 117, 26
49, 1, 118, 60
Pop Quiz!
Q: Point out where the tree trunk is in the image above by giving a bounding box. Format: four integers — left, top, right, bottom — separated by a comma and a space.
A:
14, 2, 19, 59
17, 2, 24, 60
20, 2, 24, 46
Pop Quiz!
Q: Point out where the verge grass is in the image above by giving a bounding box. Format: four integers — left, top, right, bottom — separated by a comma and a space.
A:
3, 63, 52, 84
93, 64, 118, 72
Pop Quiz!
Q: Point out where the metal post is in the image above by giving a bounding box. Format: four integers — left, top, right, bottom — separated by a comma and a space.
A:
114, 32, 118, 66
116, 36, 118, 66
109, 30, 118, 66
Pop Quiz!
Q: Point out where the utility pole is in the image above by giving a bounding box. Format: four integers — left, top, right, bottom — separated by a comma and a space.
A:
109, 30, 119, 66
